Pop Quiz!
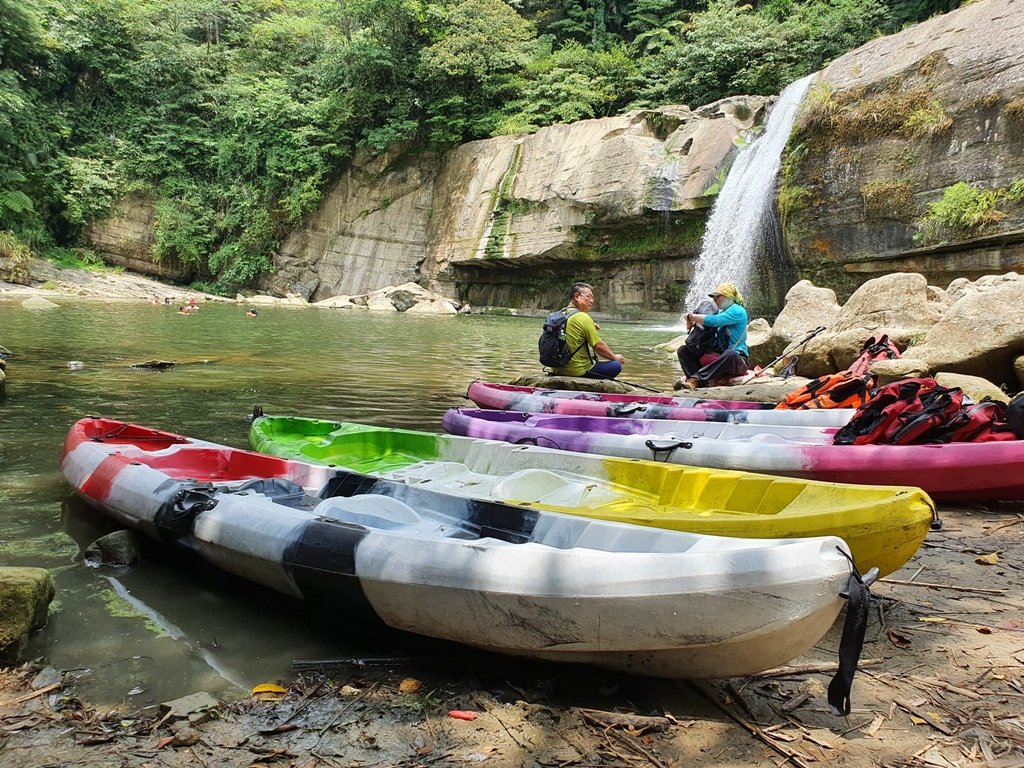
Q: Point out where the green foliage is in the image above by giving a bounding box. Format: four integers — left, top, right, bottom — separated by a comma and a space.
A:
0, 0, 968, 290
902, 99, 953, 136
795, 84, 953, 145
915, 182, 1007, 244
0, 230, 33, 284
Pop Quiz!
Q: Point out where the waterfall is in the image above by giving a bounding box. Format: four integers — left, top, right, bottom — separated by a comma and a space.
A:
684, 74, 815, 314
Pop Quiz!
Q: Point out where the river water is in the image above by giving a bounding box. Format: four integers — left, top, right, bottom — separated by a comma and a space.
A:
0, 298, 673, 708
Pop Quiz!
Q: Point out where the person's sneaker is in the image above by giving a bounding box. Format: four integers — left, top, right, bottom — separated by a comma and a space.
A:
673, 376, 699, 391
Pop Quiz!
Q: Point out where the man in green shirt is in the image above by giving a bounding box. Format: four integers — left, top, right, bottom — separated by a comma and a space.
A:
551, 282, 627, 379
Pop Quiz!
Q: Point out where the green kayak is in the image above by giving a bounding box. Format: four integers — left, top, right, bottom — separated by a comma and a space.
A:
249, 415, 937, 577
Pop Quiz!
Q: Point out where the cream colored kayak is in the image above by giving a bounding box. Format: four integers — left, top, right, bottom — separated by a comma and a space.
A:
249, 415, 937, 577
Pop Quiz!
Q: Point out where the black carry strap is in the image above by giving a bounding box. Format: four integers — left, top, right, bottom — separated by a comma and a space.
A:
828, 551, 878, 716
644, 438, 693, 461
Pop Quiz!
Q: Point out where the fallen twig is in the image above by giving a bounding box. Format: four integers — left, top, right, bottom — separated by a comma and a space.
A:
894, 698, 954, 736
755, 659, 882, 678
880, 579, 1006, 595
690, 682, 815, 768
575, 707, 670, 732
0, 683, 61, 707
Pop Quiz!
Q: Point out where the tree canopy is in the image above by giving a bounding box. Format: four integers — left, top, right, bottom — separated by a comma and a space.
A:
0, 0, 961, 292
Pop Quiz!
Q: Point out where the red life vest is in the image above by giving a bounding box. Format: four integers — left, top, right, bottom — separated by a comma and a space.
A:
846, 334, 902, 376
835, 379, 1018, 445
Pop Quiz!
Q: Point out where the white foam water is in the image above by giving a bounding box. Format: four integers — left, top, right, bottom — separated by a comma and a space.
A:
684, 74, 816, 313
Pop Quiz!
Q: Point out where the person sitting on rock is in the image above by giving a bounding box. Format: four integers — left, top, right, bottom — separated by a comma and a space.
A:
675, 282, 749, 390
551, 282, 627, 380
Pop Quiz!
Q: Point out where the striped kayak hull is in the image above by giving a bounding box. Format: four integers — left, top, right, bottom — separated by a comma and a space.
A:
62, 417, 853, 679
249, 416, 934, 577
469, 381, 854, 427
443, 408, 1024, 501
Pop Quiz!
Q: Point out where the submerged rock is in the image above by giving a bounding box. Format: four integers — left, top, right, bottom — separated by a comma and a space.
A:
84, 530, 143, 567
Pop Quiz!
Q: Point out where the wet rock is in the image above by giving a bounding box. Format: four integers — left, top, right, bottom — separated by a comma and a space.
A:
509, 374, 636, 394
160, 691, 220, 720
31, 666, 62, 690
871, 358, 930, 386
84, 530, 143, 567
0, 567, 56, 663
21, 296, 60, 310
169, 721, 201, 747
0, 344, 12, 359
130, 360, 176, 370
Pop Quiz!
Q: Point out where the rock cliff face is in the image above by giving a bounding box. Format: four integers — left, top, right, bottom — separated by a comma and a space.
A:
782, 0, 1024, 301
88, 0, 1024, 312
265, 98, 768, 310
88, 193, 189, 281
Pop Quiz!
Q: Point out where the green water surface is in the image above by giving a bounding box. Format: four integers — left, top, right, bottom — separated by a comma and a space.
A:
0, 297, 677, 707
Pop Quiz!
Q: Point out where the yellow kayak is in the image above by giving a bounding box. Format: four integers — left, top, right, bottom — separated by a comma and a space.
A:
250, 416, 938, 577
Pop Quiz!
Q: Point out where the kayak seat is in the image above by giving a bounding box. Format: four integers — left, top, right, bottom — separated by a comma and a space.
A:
315, 494, 424, 530
490, 469, 579, 503
229, 478, 309, 508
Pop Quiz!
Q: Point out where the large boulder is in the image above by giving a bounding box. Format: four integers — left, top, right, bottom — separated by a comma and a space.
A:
797, 273, 941, 377
757, 281, 841, 364
934, 372, 1009, 404
908, 273, 1024, 386
0, 568, 56, 663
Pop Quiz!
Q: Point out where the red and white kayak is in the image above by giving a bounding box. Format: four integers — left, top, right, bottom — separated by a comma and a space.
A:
468, 381, 854, 426
61, 416, 858, 679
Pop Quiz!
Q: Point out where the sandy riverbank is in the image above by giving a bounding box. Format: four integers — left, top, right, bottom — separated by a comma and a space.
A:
3, 504, 1022, 768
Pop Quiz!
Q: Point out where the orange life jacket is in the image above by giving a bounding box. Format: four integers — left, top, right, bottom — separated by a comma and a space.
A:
775, 371, 876, 410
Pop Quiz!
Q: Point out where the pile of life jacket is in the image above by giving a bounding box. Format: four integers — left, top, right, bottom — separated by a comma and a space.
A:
775, 333, 904, 411
834, 378, 1024, 445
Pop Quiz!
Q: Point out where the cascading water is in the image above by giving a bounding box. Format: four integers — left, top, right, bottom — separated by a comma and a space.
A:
684, 74, 815, 315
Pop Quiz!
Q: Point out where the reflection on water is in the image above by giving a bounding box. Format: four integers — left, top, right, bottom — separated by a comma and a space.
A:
0, 299, 673, 706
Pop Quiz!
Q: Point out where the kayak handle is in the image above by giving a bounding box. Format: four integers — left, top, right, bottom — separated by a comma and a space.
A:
513, 436, 564, 450
840, 566, 879, 599
644, 439, 692, 461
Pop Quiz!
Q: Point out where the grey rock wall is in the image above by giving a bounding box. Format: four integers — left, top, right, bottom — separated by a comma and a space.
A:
783, 0, 1024, 301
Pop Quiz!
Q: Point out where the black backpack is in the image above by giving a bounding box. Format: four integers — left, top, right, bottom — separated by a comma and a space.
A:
539, 309, 585, 368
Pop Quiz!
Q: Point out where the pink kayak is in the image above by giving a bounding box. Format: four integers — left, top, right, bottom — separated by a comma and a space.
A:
467, 381, 854, 427
443, 408, 1024, 501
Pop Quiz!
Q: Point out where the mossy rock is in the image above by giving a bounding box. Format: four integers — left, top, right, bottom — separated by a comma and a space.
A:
0, 567, 56, 663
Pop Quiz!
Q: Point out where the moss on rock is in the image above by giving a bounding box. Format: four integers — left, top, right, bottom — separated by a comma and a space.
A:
0, 567, 56, 662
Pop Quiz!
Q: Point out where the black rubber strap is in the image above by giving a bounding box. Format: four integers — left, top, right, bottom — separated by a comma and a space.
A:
828, 551, 872, 716
644, 439, 692, 461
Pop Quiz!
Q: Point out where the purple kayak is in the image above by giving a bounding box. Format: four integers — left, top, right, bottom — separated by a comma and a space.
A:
441, 409, 1024, 501
467, 381, 852, 427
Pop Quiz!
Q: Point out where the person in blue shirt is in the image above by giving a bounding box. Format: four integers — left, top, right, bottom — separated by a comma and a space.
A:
675, 282, 750, 390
